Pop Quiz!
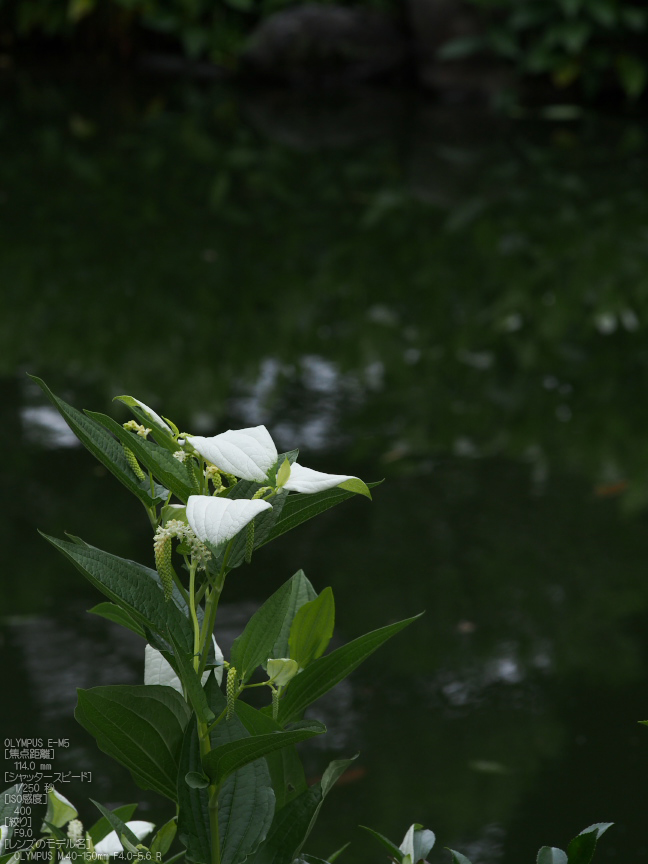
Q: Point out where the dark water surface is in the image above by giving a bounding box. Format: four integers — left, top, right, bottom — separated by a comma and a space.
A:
3, 66, 648, 862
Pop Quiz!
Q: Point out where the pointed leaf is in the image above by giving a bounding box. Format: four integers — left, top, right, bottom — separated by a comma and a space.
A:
190, 426, 278, 482
537, 849, 568, 864
75, 685, 191, 801
567, 824, 613, 864
150, 819, 177, 858
89, 603, 146, 639
447, 852, 472, 864
89, 802, 143, 852
88, 805, 139, 844
289, 587, 335, 669
88, 411, 195, 502
278, 614, 423, 725
360, 826, 403, 861
230, 576, 296, 682
268, 570, 317, 666
249, 757, 356, 864
260, 482, 382, 548
29, 376, 162, 506
203, 720, 325, 787
41, 534, 193, 653
283, 464, 370, 498
114, 396, 174, 439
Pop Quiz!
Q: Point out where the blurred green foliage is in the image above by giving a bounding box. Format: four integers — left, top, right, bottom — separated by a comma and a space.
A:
0, 0, 394, 66
442, 0, 648, 101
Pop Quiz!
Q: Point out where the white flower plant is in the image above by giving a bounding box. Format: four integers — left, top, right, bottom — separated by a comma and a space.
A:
0, 378, 611, 864
7, 377, 422, 864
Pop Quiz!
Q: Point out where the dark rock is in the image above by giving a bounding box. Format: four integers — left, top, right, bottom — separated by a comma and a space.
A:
405, 0, 514, 101
241, 3, 409, 85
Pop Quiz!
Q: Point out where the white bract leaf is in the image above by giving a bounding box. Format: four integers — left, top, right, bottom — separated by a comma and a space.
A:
0, 825, 7, 855
94, 822, 155, 857
283, 462, 359, 494
187, 495, 272, 547
145, 635, 224, 690
132, 399, 172, 433
190, 426, 278, 482
399, 824, 436, 863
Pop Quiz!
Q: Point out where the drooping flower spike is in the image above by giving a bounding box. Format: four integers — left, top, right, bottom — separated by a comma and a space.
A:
190, 425, 369, 496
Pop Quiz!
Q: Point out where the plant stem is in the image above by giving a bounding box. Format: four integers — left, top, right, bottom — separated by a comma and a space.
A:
208, 785, 221, 864
197, 543, 231, 677
188, 561, 200, 670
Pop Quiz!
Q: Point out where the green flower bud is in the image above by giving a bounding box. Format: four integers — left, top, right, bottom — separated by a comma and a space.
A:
226, 666, 238, 720
272, 686, 279, 721
154, 534, 174, 602
123, 445, 145, 480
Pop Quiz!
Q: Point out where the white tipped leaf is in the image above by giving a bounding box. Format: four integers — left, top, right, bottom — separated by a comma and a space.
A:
130, 399, 172, 433
283, 462, 362, 494
190, 426, 277, 482
187, 495, 272, 546
94, 822, 155, 857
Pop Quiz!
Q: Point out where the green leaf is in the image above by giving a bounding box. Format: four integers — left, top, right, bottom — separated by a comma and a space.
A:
260, 482, 382, 549
360, 826, 403, 862
230, 576, 295, 682
328, 843, 351, 863
336, 478, 372, 499
446, 846, 471, 864
41, 534, 193, 653
88, 804, 138, 844
43, 788, 77, 829
90, 801, 140, 849
150, 819, 178, 858
566, 824, 613, 864
185, 772, 210, 789
202, 720, 325, 787
447, 851, 472, 864
289, 587, 335, 669
278, 614, 423, 725
235, 701, 307, 810
276, 458, 291, 489
207, 679, 275, 864
88, 411, 195, 502
41, 822, 67, 841
0, 785, 23, 850
250, 757, 355, 864
75, 685, 191, 802
29, 376, 162, 507
537, 849, 568, 864
268, 570, 317, 666
114, 395, 178, 450
88, 602, 147, 639
168, 630, 216, 725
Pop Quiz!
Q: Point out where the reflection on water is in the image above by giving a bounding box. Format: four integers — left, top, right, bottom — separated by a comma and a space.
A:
2, 69, 648, 861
